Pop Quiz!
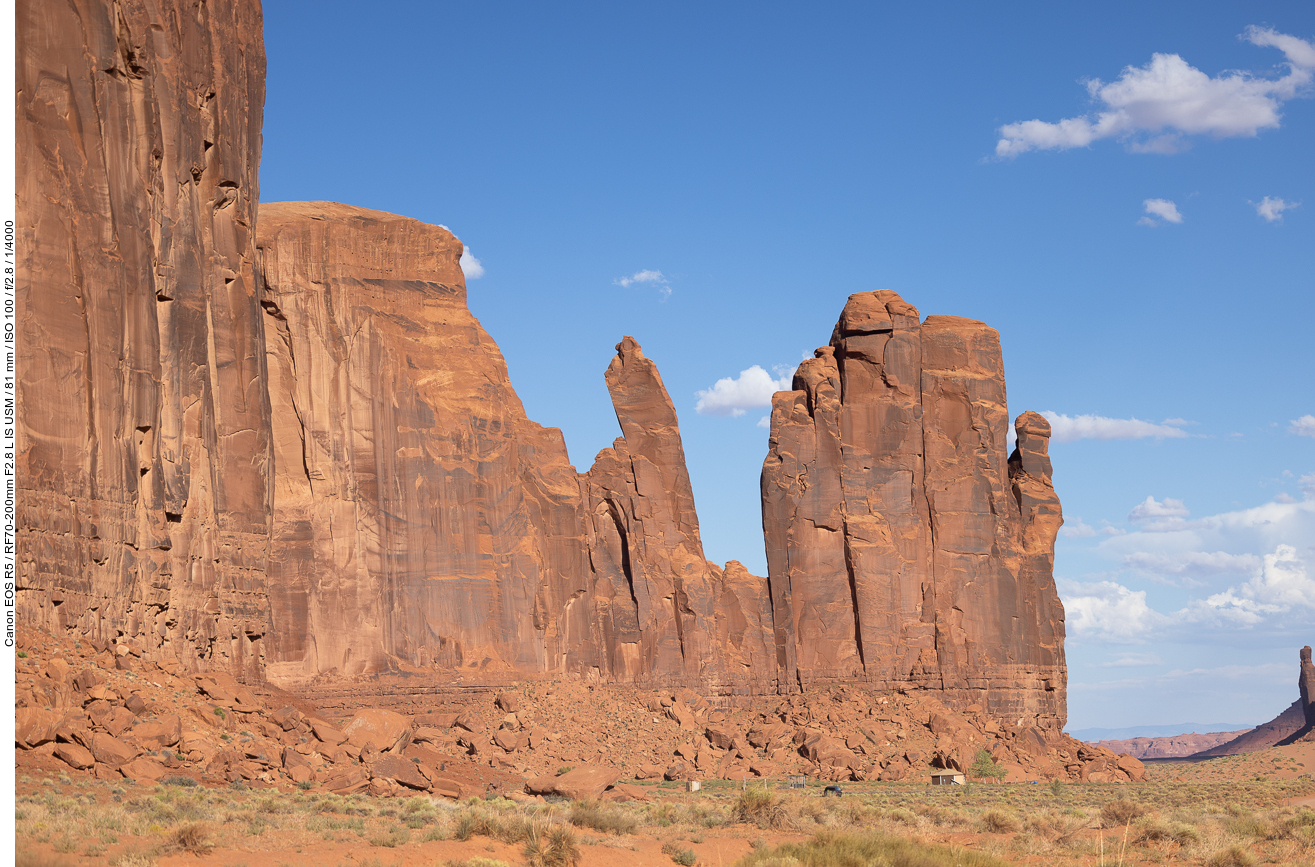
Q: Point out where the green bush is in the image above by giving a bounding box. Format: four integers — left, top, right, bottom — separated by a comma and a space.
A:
662, 842, 697, 866
968, 750, 1005, 783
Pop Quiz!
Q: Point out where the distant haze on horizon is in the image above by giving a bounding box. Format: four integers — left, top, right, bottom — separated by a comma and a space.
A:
260, 1, 1314, 730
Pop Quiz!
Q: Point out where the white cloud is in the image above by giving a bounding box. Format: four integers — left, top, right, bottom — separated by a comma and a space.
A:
614, 269, 672, 300
996, 27, 1315, 158
757, 415, 772, 429
1139, 198, 1183, 226
1290, 415, 1315, 437
1061, 579, 1164, 642
1301, 474, 1315, 497
1123, 549, 1259, 575
1041, 411, 1190, 443
695, 365, 796, 417
459, 246, 484, 279
1128, 496, 1190, 522
1095, 653, 1163, 668
1060, 517, 1098, 539
1253, 196, 1300, 222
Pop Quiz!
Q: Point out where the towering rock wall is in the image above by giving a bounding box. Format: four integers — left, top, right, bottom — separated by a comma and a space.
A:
257, 202, 594, 684
15, 0, 272, 678
762, 291, 1066, 728
255, 207, 763, 690
15, 3, 1065, 710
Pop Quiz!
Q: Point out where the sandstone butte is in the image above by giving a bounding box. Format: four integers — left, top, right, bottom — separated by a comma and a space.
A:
17, 0, 1098, 781
762, 292, 1067, 730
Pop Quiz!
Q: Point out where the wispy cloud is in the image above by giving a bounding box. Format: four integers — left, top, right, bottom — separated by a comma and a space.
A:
1041, 412, 1191, 443
996, 27, 1315, 158
695, 365, 796, 417
1290, 415, 1315, 437
1128, 496, 1190, 522
459, 246, 484, 279
1095, 653, 1163, 668
1138, 198, 1183, 226
614, 269, 672, 300
1061, 517, 1098, 539
1252, 196, 1301, 222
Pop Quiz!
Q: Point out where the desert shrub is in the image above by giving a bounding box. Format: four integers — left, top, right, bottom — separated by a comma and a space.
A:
1224, 814, 1271, 840
161, 775, 197, 788
662, 842, 697, 866
368, 826, 411, 848
108, 850, 157, 867
884, 807, 919, 826
1205, 844, 1257, 867
569, 800, 638, 835
730, 788, 793, 831
1025, 810, 1088, 842
167, 821, 213, 855
1100, 798, 1148, 828
524, 822, 581, 867
979, 809, 1020, 834
1271, 808, 1315, 840
734, 830, 1014, 867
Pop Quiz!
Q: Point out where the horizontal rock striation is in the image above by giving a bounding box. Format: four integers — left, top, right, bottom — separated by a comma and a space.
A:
762, 291, 1067, 729
15, 0, 272, 678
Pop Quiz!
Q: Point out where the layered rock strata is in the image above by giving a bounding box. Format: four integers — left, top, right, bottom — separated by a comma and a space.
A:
762, 291, 1066, 728
15, 0, 272, 677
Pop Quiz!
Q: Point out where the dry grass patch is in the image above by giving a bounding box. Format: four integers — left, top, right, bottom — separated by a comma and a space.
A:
524, 822, 581, 867
569, 800, 639, 834
731, 788, 795, 831
736, 830, 1014, 867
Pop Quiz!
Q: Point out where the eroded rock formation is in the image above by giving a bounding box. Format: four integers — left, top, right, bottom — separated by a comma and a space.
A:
579, 337, 729, 687
257, 202, 593, 684
15, 0, 272, 677
762, 291, 1067, 728
256, 207, 754, 690
1301, 645, 1315, 728
15, 0, 1069, 726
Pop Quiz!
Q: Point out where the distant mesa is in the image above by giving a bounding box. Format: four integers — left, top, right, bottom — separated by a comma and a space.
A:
1188, 645, 1315, 757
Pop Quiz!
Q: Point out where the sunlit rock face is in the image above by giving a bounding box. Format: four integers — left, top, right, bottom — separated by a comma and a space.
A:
15, 0, 273, 677
762, 291, 1067, 728
257, 202, 594, 685
256, 207, 766, 691
15, 3, 1067, 713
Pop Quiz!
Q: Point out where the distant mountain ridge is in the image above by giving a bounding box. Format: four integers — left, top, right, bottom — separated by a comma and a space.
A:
1069, 723, 1255, 741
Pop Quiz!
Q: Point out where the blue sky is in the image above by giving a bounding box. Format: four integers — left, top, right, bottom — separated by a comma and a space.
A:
260, 1, 1314, 731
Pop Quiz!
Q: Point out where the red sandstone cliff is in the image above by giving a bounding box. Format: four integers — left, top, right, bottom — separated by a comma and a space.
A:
16, 0, 272, 678
16, 2, 1069, 719
256, 202, 594, 684
762, 291, 1067, 728
256, 206, 761, 690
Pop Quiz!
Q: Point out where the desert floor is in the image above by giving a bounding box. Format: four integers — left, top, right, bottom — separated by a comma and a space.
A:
14, 756, 1315, 867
